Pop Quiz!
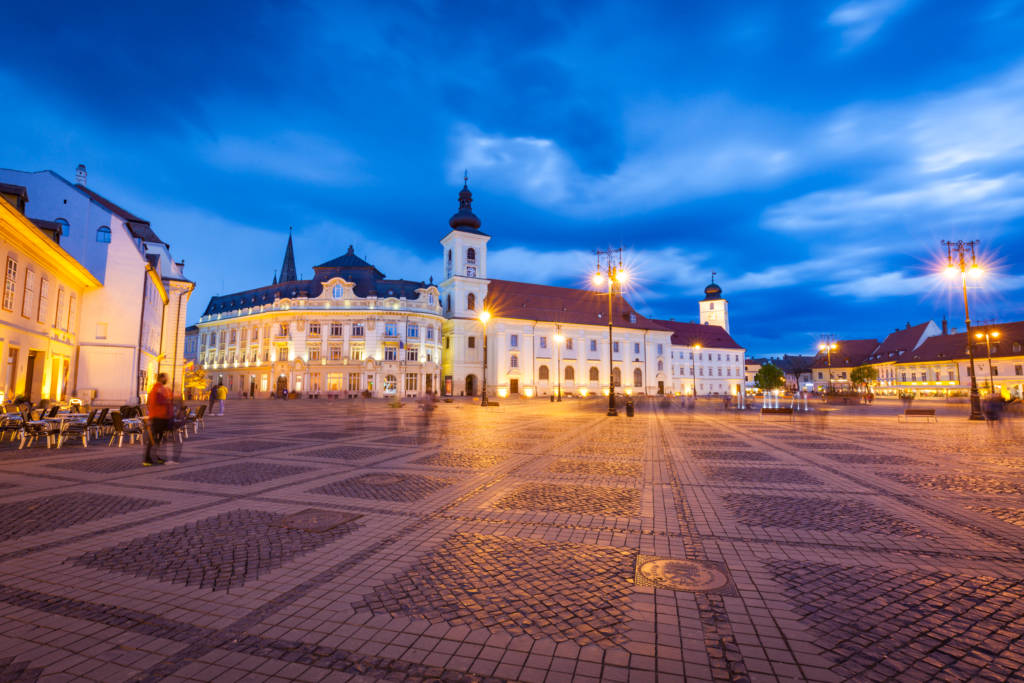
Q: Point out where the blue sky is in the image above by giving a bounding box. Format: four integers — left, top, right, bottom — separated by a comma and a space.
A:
4, 0, 1024, 355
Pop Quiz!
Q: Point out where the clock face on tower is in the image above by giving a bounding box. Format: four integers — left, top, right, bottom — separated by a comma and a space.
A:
466, 265, 477, 278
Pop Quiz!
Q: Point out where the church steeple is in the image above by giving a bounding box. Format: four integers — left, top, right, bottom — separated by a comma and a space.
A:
449, 171, 482, 230
279, 227, 297, 283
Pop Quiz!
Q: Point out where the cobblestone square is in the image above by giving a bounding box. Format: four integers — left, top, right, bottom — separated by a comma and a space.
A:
0, 399, 1022, 681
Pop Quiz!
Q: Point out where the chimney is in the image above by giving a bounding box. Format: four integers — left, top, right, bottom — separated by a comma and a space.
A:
75, 164, 87, 186
942, 318, 948, 335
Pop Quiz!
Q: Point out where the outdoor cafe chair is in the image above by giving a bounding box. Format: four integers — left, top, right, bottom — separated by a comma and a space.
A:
109, 411, 143, 447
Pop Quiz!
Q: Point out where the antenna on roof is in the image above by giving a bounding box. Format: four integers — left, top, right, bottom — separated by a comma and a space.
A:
463, 169, 468, 185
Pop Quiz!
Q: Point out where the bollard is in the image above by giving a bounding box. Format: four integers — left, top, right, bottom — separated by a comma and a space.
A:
625, 400, 635, 417
550, 395, 554, 403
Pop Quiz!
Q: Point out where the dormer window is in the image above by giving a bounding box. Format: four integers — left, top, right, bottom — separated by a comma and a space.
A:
332, 284, 342, 299
629, 313, 637, 324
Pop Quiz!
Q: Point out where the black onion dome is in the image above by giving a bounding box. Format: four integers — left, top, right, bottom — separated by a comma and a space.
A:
703, 282, 723, 300
449, 178, 481, 230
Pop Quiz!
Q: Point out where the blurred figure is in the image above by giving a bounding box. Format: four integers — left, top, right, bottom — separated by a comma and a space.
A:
144, 373, 171, 466
215, 381, 228, 415
165, 398, 187, 463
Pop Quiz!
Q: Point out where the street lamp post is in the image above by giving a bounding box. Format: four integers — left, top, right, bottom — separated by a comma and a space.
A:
943, 240, 984, 420
593, 249, 628, 417
975, 329, 1000, 395
554, 331, 564, 402
818, 342, 837, 393
479, 310, 490, 407
691, 343, 701, 397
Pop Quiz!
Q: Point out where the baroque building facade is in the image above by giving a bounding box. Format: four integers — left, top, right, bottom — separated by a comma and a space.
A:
195, 236, 443, 398
197, 181, 746, 398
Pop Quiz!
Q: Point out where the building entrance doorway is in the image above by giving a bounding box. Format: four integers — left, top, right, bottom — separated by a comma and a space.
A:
276, 375, 287, 395
509, 378, 519, 394
465, 374, 476, 396
657, 381, 664, 395
24, 351, 43, 402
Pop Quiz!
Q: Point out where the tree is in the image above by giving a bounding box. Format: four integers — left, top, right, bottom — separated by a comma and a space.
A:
182, 361, 210, 399
850, 365, 878, 390
754, 363, 785, 391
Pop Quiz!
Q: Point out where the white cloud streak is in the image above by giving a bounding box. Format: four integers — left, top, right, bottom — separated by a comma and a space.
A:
203, 132, 363, 186
827, 0, 908, 48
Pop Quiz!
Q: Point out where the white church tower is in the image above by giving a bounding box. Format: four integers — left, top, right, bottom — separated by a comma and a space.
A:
698, 273, 729, 333
440, 174, 490, 396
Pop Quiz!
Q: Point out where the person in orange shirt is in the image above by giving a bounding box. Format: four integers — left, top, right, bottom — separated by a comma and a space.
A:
144, 373, 172, 466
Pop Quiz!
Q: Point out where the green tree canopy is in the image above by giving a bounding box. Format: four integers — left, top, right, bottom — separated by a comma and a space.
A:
754, 363, 785, 391
850, 365, 878, 389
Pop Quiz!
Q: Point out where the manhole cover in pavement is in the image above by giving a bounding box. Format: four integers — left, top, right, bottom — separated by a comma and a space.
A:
634, 555, 730, 592
278, 508, 362, 532
360, 473, 405, 485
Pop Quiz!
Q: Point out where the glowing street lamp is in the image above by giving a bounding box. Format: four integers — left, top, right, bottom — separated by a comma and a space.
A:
942, 239, 984, 420
975, 329, 1000, 395
479, 310, 491, 407
553, 331, 565, 402
593, 248, 628, 417
818, 342, 838, 393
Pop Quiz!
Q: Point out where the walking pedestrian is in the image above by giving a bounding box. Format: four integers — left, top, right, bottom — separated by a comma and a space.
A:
143, 373, 171, 466
215, 381, 228, 416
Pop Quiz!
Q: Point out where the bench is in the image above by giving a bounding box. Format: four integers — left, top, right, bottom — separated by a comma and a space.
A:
760, 407, 795, 421
898, 408, 936, 423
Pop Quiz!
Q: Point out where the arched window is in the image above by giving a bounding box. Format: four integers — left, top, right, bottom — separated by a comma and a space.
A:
565, 366, 574, 381
96, 226, 111, 243
446, 249, 452, 278
538, 365, 549, 380
612, 367, 621, 386
467, 247, 476, 263
509, 354, 518, 368
657, 360, 664, 371
589, 367, 599, 382
467, 293, 475, 310
56, 218, 69, 237
633, 368, 642, 386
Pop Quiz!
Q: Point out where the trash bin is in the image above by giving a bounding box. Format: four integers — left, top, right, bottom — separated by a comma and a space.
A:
550, 395, 555, 402
625, 400, 635, 417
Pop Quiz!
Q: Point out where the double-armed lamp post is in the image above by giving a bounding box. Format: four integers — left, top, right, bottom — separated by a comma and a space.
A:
479, 309, 490, 407
975, 328, 1000, 395
818, 342, 837, 393
942, 240, 984, 420
593, 249, 628, 417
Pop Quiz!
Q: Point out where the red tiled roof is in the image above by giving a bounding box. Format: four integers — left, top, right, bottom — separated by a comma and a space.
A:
813, 338, 879, 368
868, 321, 934, 361
905, 320, 1024, 363
484, 279, 667, 331
652, 319, 743, 349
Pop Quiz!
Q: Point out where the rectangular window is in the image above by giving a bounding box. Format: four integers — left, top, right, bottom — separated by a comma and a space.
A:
993, 366, 999, 376
36, 277, 48, 323
407, 324, 419, 338
539, 336, 547, 349
1015, 365, 1022, 376
263, 349, 270, 362
510, 334, 518, 347
657, 344, 663, 355
510, 355, 519, 368
384, 346, 398, 361
309, 346, 321, 361
230, 330, 237, 344
350, 345, 364, 361
426, 327, 434, 340
277, 347, 289, 362
613, 341, 620, 353
566, 338, 573, 350
241, 328, 248, 344
3, 257, 17, 311
351, 323, 364, 337
326, 373, 343, 391
309, 322, 321, 336
468, 336, 476, 349
590, 339, 597, 351
279, 323, 288, 336
405, 373, 418, 391
330, 323, 344, 336
950, 371, 958, 380
348, 373, 361, 391
21, 268, 34, 318
406, 348, 418, 361
327, 345, 342, 361
64, 294, 74, 332
385, 322, 398, 337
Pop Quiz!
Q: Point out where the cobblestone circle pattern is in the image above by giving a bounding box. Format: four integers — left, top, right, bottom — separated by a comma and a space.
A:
352, 533, 635, 647
72, 509, 360, 591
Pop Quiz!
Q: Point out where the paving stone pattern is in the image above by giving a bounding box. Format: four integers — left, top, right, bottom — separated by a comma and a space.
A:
352, 532, 636, 647
0, 400, 1023, 681
769, 560, 1024, 681
722, 493, 927, 536
72, 509, 361, 591
310, 472, 453, 502
493, 482, 641, 516
169, 462, 314, 486
0, 492, 165, 542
